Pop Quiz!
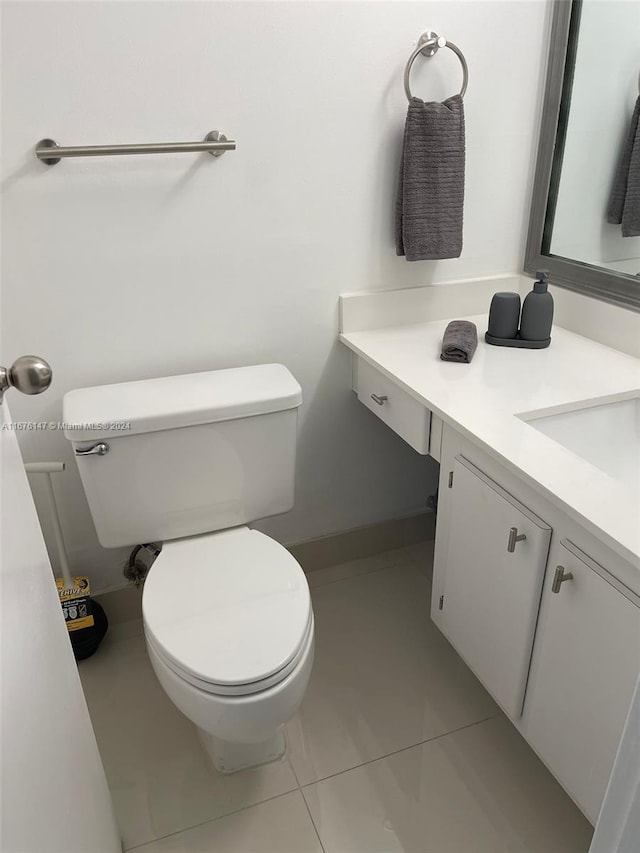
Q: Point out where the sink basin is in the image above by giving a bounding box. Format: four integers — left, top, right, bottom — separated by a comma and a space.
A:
520, 395, 640, 490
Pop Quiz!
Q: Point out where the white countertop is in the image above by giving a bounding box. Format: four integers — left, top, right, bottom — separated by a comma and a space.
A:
340, 315, 640, 574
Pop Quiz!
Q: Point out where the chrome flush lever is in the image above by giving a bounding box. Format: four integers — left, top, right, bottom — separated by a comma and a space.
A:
507, 527, 527, 553
74, 442, 109, 457
371, 394, 388, 406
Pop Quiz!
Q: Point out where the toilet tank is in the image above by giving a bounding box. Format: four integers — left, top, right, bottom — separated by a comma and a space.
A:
63, 364, 302, 548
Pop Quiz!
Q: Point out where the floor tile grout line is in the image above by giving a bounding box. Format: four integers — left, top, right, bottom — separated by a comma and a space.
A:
288, 748, 304, 791
307, 553, 414, 579
116, 714, 499, 851
299, 788, 327, 853
287, 749, 326, 850
121, 785, 301, 852
298, 713, 500, 789
308, 541, 434, 580
306, 556, 429, 590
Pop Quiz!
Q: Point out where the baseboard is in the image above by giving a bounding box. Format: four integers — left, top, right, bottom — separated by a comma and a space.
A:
287, 510, 435, 573
94, 511, 435, 625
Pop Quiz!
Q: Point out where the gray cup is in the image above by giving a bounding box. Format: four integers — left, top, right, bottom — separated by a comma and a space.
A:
487, 292, 521, 339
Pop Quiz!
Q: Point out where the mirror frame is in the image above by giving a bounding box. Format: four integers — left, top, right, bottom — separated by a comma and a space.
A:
524, 0, 640, 312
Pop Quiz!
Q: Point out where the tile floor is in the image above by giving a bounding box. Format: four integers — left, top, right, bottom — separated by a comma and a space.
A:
80, 541, 593, 852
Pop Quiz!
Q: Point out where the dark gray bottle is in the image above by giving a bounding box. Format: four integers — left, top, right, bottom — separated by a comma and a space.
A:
519, 271, 554, 341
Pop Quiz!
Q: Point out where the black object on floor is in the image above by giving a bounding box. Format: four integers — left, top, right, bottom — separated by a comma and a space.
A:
70, 599, 108, 661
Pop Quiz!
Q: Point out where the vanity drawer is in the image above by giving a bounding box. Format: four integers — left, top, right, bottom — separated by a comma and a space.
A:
355, 359, 430, 454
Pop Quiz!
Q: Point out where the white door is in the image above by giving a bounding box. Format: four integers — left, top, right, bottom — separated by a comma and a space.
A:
523, 539, 640, 824
0, 402, 121, 853
441, 456, 551, 718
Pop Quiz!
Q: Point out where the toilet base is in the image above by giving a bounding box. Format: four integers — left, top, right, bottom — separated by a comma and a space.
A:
197, 726, 286, 774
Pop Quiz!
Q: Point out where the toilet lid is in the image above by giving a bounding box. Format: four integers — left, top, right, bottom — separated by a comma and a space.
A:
142, 528, 311, 691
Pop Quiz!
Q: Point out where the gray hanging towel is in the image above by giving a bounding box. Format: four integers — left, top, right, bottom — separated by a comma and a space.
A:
607, 96, 640, 237
395, 94, 465, 260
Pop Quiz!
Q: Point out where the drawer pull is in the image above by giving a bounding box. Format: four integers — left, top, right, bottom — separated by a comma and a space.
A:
371, 393, 388, 406
551, 565, 574, 594
507, 526, 527, 552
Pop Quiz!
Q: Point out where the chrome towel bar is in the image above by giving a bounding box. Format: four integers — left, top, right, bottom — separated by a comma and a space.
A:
35, 130, 235, 166
404, 31, 469, 101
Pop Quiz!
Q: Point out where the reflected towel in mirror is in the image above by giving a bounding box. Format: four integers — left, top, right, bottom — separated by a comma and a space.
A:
607, 96, 640, 238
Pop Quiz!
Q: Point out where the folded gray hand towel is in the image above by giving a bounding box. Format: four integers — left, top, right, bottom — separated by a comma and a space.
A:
607, 96, 640, 237
440, 320, 477, 363
396, 95, 465, 261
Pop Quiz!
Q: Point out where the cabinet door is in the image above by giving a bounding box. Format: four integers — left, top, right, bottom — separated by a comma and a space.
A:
523, 540, 640, 823
441, 456, 551, 718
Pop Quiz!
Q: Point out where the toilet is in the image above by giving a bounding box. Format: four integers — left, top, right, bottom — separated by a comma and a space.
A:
63, 363, 314, 773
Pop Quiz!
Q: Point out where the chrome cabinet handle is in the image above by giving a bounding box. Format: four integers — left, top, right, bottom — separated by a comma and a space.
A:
552, 565, 574, 594
371, 394, 388, 406
75, 442, 109, 457
0, 355, 52, 404
507, 527, 527, 553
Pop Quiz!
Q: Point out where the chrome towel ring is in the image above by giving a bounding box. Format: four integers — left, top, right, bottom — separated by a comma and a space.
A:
404, 31, 469, 102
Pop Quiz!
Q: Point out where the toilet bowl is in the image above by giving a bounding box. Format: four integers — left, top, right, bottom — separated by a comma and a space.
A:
141, 526, 314, 772
63, 363, 313, 773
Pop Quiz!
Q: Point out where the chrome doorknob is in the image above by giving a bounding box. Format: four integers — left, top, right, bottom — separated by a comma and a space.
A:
0, 355, 53, 404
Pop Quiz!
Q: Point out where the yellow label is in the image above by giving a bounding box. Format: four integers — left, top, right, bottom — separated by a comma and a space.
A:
56, 576, 91, 600
67, 614, 94, 632
56, 576, 95, 631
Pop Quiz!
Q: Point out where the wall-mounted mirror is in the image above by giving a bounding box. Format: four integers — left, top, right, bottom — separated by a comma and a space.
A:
525, 0, 640, 311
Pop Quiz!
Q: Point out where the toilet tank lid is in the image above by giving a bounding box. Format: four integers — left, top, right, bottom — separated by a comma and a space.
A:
62, 364, 302, 440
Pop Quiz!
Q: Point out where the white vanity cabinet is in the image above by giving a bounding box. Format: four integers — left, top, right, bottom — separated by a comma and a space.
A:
353, 358, 431, 454
522, 539, 640, 824
432, 424, 640, 823
439, 456, 551, 718
344, 336, 640, 825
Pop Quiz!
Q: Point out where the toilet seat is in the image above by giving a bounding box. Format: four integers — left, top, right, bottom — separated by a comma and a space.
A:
142, 527, 311, 697
146, 611, 314, 697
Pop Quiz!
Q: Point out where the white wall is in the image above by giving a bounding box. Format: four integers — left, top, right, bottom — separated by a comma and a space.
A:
1, 0, 550, 591
552, 0, 640, 268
